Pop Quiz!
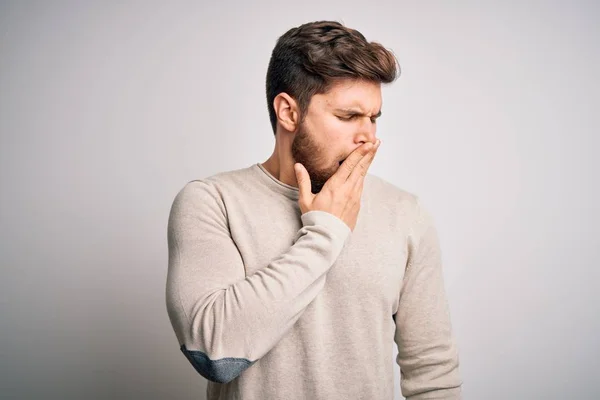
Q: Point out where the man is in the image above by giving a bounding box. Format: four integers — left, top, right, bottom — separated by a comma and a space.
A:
166, 20, 462, 400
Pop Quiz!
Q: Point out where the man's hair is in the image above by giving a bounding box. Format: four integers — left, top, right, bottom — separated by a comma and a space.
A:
265, 20, 400, 135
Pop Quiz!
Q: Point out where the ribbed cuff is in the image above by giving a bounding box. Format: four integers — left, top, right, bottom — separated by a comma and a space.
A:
300, 210, 352, 242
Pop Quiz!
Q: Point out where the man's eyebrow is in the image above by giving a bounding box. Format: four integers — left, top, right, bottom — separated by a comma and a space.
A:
334, 108, 382, 118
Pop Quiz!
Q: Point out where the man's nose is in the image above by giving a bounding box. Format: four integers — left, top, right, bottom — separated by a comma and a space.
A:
355, 119, 377, 144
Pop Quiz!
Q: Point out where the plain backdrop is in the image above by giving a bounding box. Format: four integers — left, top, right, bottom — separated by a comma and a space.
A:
1, 1, 598, 399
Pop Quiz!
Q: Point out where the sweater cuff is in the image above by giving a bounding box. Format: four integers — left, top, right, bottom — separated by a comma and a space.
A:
300, 210, 352, 242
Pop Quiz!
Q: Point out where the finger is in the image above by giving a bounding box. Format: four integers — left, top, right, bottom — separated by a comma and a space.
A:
352, 171, 367, 203
294, 163, 312, 205
331, 142, 374, 186
347, 139, 380, 187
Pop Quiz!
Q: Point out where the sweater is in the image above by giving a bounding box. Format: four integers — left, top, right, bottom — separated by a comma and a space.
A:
165, 162, 462, 399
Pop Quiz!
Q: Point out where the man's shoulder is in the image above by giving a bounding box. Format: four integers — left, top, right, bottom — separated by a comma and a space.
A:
364, 173, 418, 205
186, 164, 256, 189
364, 174, 434, 231
192, 164, 255, 185
171, 164, 256, 205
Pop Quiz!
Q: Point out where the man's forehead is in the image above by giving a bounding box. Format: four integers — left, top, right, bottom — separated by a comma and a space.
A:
322, 80, 382, 110
323, 93, 382, 113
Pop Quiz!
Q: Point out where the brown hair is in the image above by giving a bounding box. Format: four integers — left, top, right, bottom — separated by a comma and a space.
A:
265, 20, 400, 135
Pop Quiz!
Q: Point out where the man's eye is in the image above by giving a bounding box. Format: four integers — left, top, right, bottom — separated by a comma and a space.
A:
337, 115, 378, 123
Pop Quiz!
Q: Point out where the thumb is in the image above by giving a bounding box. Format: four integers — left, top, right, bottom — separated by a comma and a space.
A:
294, 163, 311, 202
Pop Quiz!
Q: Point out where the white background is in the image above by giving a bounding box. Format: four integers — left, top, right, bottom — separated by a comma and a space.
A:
1, 1, 598, 399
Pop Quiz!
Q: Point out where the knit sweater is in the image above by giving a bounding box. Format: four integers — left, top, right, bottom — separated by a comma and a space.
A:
166, 162, 462, 399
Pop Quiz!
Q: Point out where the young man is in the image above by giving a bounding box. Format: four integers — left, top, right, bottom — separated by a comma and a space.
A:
166, 20, 462, 400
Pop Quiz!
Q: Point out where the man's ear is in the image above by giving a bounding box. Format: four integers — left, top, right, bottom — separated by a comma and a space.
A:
273, 93, 300, 132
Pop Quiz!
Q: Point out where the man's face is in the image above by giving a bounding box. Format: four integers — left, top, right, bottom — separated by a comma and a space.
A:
291, 78, 382, 194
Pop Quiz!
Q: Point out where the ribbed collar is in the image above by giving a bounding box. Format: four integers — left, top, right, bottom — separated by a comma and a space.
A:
253, 163, 300, 201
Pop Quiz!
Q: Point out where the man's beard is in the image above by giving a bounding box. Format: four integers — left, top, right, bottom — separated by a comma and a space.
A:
291, 122, 342, 194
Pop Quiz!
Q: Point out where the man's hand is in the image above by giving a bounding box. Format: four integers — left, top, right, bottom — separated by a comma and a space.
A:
294, 139, 381, 231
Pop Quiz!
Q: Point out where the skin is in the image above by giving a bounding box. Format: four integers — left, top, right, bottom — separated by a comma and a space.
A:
262, 78, 382, 194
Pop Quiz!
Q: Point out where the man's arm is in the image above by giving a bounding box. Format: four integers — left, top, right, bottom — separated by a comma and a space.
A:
166, 180, 350, 384
394, 197, 463, 399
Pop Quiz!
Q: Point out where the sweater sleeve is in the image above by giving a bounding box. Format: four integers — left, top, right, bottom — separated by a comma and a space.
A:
394, 197, 463, 399
165, 180, 351, 384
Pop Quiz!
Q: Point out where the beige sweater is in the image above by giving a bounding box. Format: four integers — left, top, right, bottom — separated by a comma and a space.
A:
166, 162, 462, 399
